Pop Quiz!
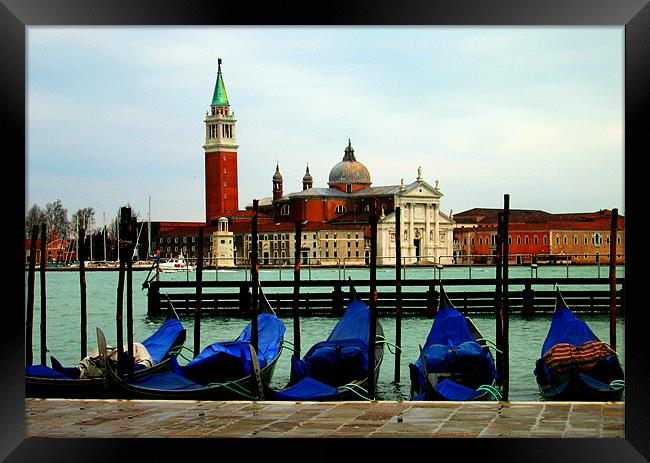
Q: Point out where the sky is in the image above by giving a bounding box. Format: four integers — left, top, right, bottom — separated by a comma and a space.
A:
26, 27, 624, 225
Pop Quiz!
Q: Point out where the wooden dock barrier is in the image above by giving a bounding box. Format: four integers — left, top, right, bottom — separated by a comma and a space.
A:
146, 277, 624, 318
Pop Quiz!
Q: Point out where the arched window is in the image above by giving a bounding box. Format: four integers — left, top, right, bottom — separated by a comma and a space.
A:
280, 204, 290, 216
335, 204, 346, 215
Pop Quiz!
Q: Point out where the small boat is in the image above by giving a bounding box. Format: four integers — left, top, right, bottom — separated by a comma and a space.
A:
158, 252, 195, 273
270, 286, 384, 401
25, 314, 187, 398
534, 288, 625, 401
98, 285, 286, 400
408, 285, 500, 401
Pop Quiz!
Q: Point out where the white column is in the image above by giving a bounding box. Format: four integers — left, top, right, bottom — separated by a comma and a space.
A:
408, 203, 414, 262
434, 203, 440, 259
425, 202, 431, 259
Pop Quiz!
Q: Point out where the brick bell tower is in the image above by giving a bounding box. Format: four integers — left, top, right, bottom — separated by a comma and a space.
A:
204, 59, 239, 224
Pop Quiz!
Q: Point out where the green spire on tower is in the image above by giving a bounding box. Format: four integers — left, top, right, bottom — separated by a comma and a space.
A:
211, 58, 229, 106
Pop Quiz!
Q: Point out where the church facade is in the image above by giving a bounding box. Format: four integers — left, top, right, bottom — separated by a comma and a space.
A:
160, 60, 456, 267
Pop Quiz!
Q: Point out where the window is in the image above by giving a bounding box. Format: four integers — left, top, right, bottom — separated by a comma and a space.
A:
191, 246, 195, 251
183, 237, 187, 243
543, 236, 548, 244
574, 236, 578, 245
160, 238, 163, 243
479, 238, 483, 245
517, 237, 521, 245
221, 240, 225, 244
584, 236, 589, 245
563, 236, 568, 245
192, 237, 196, 242
346, 185, 352, 193
280, 204, 290, 215
174, 238, 178, 243
534, 236, 538, 244
525, 236, 529, 245
335, 204, 346, 214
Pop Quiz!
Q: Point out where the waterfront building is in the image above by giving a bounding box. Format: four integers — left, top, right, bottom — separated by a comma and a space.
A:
453, 208, 624, 264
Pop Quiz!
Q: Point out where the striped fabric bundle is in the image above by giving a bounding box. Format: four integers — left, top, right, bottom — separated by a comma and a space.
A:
542, 340, 616, 374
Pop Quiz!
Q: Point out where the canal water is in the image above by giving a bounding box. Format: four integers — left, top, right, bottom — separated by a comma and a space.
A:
25, 265, 625, 401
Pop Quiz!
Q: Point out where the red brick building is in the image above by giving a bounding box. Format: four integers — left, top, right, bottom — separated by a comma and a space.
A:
453, 208, 624, 264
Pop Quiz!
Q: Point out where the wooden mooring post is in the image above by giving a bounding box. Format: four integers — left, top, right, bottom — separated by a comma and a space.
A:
250, 199, 259, 355
78, 227, 87, 359
502, 194, 510, 402
26, 224, 38, 366
194, 227, 204, 357
126, 211, 135, 374
292, 220, 302, 361
115, 208, 127, 372
367, 200, 378, 400
39, 223, 47, 366
495, 212, 503, 385
609, 208, 618, 351
394, 206, 402, 383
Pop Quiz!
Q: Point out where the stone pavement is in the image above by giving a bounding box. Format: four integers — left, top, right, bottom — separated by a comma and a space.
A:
25, 399, 624, 438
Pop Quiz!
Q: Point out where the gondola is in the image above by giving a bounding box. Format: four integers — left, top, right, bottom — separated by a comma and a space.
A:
25, 312, 187, 398
534, 288, 625, 401
408, 285, 501, 401
270, 285, 384, 401
98, 284, 286, 400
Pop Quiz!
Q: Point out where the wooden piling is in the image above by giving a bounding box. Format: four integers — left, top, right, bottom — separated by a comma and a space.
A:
609, 208, 618, 351
367, 200, 378, 400
39, 223, 47, 366
116, 209, 126, 373
78, 227, 87, 359
126, 211, 135, 374
495, 213, 503, 384
292, 220, 302, 360
250, 199, 259, 355
394, 207, 402, 383
194, 227, 204, 358
26, 224, 38, 366
502, 194, 510, 401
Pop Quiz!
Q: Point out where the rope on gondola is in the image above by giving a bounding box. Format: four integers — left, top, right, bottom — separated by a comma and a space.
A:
204, 380, 258, 400
475, 338, 503, 354
375, 335, 401, 355
476, 384, 502, 401
168, 345, 194, 362
280, 340, 295, 352
339, 383, 372, 401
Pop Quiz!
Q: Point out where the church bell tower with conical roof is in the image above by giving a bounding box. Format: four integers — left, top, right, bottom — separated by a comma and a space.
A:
204, 58, 239, 224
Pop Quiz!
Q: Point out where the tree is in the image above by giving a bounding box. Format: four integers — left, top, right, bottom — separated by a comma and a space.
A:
71, 207, 96, 232
44, 199, 70, 241
25, 204, 46, 238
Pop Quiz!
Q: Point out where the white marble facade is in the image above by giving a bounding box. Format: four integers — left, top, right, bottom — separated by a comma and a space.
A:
377, 175, 455, 265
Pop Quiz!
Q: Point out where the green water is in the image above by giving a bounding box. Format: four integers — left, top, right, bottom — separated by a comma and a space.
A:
25, 265, 625, 401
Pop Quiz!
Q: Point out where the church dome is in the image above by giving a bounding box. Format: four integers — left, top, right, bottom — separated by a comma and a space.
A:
328, 140, 371, 186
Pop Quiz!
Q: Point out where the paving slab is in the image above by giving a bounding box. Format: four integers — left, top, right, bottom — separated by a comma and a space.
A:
25, 399, 624, 439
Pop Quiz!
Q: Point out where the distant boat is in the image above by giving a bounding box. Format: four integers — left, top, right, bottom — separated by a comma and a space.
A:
534, 288, 625, 401
159, 252, 195, 272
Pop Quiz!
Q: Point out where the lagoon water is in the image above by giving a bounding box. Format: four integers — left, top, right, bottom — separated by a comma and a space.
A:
25, 264, 625, 401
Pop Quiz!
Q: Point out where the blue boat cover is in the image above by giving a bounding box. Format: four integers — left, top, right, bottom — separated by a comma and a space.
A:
274, 299, 372, 399
141, 318, 186, 364
26, 317, 186, 379
434, 378, 483, 401
25, 364, 75, 379
540, 292, 598, 356
410, 287, 497, 399
272, 376, 338, 400
128, 313, 285, 389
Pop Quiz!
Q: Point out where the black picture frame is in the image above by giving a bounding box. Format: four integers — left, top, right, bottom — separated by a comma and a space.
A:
4, 0, 648, 461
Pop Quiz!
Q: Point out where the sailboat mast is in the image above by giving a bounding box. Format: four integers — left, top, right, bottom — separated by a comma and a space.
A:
148, 195, 152, 260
